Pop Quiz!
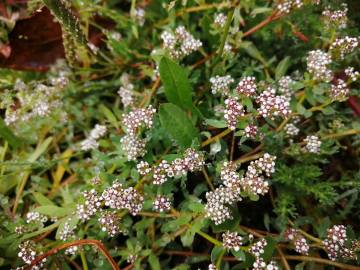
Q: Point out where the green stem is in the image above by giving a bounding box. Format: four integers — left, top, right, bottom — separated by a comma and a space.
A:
216, 249, 226, 269
195, 230, 222, 246
215, 9, 235, 63
80, 251, 89, 270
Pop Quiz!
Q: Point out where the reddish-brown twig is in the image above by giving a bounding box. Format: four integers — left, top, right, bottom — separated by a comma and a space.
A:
26, 239, 120, 270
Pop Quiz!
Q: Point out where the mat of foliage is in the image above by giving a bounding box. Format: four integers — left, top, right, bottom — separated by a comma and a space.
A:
0, 0, 360, 269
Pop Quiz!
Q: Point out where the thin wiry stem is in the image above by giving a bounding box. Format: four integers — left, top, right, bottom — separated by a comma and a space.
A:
26, 239, 120, 270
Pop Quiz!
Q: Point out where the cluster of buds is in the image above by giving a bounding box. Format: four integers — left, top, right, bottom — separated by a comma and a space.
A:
256, 88, 291, 119
284, 228, 309, 255
80, 124, 107, 151
224, 97, 245, 130
121, 105, 156, 160
102, 182, 144, 215
152, 148, 205, 185
76, 189, 102, 221
208, 264, 217, 270
242, 153, 276, 196
345, 67, 359, 82
244, 124, 259, 139
222, 231, 243, 251
161, 26, 202, 59
26, 212, 48, 225
322, 4, 348, 29
278, 76, 294, 100
137, 161, 151, 176
214, 13, 227, 28
303, 135, 321, 154
134, 8, 145, 26
205, 185, 242, 225
59, 220, 76, 241
153, 196, 172, 212
284, 123, 300, 137
330, 36, 359, 59
18, 241, 47, 269
276, 0, 303, 14
250, 238, 267, 259
98, 211, 121, 236
118, 73, 134, 108
306, 50, 333, 82
122, 106, 156, 136
4, 80, 65, 126
330, 79, 349, 101
323, 225, 355, 260
120, 135, 147, 161
236, 76, 257, 97
64, 246, 79, 255
209, 75, 234, 96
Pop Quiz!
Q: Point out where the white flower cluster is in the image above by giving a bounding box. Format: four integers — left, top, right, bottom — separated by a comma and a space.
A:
102, 182, 144, 216
249, 239, 268, 269
76, 189, 103, 221
224, 97, 245, 130
330, 36, 359, 59
18, 241, 47, 269
26, 212, 48, 225
152, 148, 205, 184
242, 153, 276, 195
121, 135, 147, 161
278, 76, 294, 100
153, 195, 172, 212
256, 87, 291, 120
134, 8, 145, 26
306, 50, 333, 82
98, 211, 121, 236
214, 13, 227, 28
122, 106, 156, 136
5, 80, 65, 126
284, 228, 309, 255
244, 124, 258, 139
323, 225, 356, 261
205, 154, 276, 224
284, 123, 300, 137
236, 76, 257, 97
118, 73, 135, 108
209, 75, 234, 95
303, 135, 321, 154
161, 26, 202, 59
322, 4, 348, 29
276, 0, 303, 14
121, 105, 156, 160
330, 79, 349, 101
222, 231, 243, 251
208, 264, 217, 270
345, 66, 359, 82
59, 220, 76, 241
80, 124, 107, 151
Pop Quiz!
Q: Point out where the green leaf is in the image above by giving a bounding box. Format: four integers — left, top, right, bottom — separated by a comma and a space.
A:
34, 205, 74, 217
211, 246, 224, 263
204, 119, 228, 128
159, 57, 193, 110
275, 56, 290, 80
99, 104, 119, 129
148, 253, 161, 270
33, 192, 55, 206
0, 118, 21, 148
262, 236, 276, 261
159, 103, 199, 148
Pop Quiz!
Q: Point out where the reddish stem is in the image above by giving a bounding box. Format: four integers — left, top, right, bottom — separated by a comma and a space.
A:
243, 11, 283, 38
26, 239, 120, 270
347, 96, 360, 116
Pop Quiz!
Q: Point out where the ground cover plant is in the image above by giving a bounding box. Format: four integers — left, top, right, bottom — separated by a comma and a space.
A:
0, 0, 360, 269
